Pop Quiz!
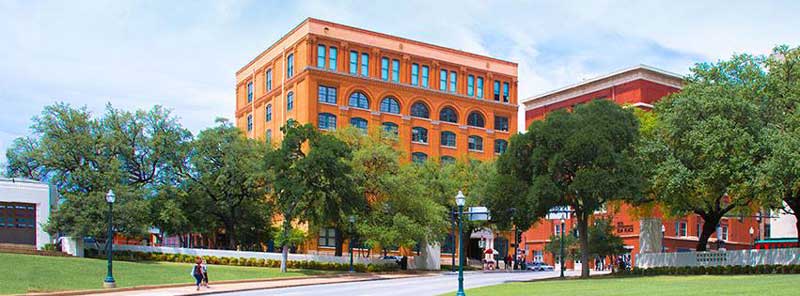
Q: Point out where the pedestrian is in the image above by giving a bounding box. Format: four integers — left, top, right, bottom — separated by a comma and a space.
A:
190, 257, 203, 291
201, 258, 209, 288
505, 254, 512, 270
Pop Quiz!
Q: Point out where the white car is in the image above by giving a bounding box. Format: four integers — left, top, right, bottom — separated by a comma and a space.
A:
526, 262, 555, 271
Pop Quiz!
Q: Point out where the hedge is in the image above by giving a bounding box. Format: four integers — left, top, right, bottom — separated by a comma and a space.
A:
83, 249, 399, 272
615, 264, 800, 276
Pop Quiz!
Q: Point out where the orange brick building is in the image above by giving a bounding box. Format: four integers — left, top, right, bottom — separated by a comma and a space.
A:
519, 65, 763, 270
235, 18, 518, 255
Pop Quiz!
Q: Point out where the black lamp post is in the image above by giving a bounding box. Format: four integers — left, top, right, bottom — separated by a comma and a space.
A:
559, 217, 565, 279
456, 191, 466, 296
349, 215, 355, 273
749, 226, 755, 248
103, 190, 116, 288
451, 207, 456, 272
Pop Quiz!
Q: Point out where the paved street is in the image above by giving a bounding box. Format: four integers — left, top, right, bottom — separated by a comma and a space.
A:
216, 270, 594, 296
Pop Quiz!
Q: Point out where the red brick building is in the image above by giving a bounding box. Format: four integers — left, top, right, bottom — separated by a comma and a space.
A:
519, 65, 763, 270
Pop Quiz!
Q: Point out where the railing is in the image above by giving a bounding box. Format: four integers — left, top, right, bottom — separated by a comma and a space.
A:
636, 248, 800, 268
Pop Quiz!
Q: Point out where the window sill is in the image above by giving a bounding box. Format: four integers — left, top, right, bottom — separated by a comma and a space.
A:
412, 141, 429, 146
469, 149, 484, 153
441, 145, 457, 150
319, 101, 338, 106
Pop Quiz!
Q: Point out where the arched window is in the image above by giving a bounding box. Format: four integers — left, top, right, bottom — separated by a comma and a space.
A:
411, 127, 428, 143
440, 131, 456, 147
350, 117, 368, 132
349, 92, 369, 109
265, 104, 272, 122
410, 102, 430, 118
468, 135, 483, 151
494, 139, 508, 154
439, 107, 458, 123
467, 111, 485, 127
318, 113, 337, 130
411, 152, 428, 164
287, 91, 294, 111
382, 122, 399, 137
380, 97, 400, 114
440, 156, 456, 165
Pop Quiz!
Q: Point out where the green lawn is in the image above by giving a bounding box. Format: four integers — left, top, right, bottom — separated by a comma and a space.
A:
446, 274, 800, 296
0, 253, 331, 295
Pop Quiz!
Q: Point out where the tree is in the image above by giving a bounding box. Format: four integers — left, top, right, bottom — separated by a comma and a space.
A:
586, 219, 626, 261
497, 99, 641, 278
647, 54, 768, 251
266, 120, 363, 272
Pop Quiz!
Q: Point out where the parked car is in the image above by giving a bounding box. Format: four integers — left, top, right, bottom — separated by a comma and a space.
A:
526, 261, 555, 271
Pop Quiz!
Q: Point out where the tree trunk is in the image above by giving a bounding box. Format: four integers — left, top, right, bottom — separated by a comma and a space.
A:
280, 216, 291, 273
697, 216, 720, 251
225, 222, 237, 250
334, 228, 344, 257
577, 211, 590, 278
785, 197, 800, 244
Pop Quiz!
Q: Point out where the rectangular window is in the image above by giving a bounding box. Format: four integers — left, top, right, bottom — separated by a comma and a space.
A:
555, 224, 562, 236
349, 51, 358, 74
391, 59, 400, 82
439, 70, 447, 91
318, 85, 337, 104
494, 116, 509, 131
680, 222, 687, 237
476, 77, 484, 98
381, 57, 389, 80
421, 66, 429, 88
696, 223, 702, 237
266, 69, 272, 91
411, 63, 419, 86
317, 45, 326, 68
449, 71, 457, 93
503, 82, 510, 102
246, 82, 253, 103
246, 114, 253, 131
287, 54, 294, 78
318, 228, 336, 247
329, 47, 337, 70
467, 75, 475, 96
361, 53, 369, 76
494, 80, 501, 101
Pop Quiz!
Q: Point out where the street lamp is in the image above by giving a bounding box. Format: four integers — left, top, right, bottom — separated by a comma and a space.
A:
455, 190, 466, 296
104, 190, 116, 288
560, 217, 565, 279
349, 215, 356, 273
451, 207, 456, 272
749, 226, 755, 247
661, 225, 666, 253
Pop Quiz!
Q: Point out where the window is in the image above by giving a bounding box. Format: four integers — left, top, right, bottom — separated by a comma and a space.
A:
348, 92, 369, 109
679, 222, 687, 237
440, 70, 447, 91
266, 69, 273, 91
696, 223, 702, 237
318, 85, 337, 104
721, 225, 729, 241
381, 57, 389, 80
391, 59, 400, 82
382, 122, 399, 136
411, 127, 428, 143
361, 53, 369, 76
494, 116, 509, 131
318, 228, 336, 247
476, 77, 484, 98
439, 107, 458, 123
468, 135, 483, 151
349, 51, 358, 74
440, 156, 456, 165
494, 80, 501, 101
318, 113, 337, 130
265, 104, 272, 122
503, 82, 510, 102
380, 97, 400, 114
449, 71, 457, 93
410, 102, 430, 118
286, 91, 294, 111
317, 44, 326, 68
266, 129, 272, 141
411, 152, 428, 164
467, 112, 485, 127
287, 54, 294, 78
494, 139, 508, 154
329, 47, 337, 70
555, 224, 563, 236
440, 131, 456, 147
350, 117, 368, 132
411, 63, 419, 86
421, 66, 429, 88
247, 81, 253, 103
246, 114, 253, 131
467, 75, 475, 96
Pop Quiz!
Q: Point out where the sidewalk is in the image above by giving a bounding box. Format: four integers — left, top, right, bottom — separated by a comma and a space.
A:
26, 272, 434, 296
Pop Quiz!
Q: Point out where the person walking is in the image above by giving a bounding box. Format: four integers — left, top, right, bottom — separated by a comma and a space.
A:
191, 257, 203, 291
201, 259, 209, 288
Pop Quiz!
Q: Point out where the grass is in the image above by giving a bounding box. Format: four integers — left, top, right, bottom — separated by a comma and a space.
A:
443, 274, 800, 296
0, 252, 333, 295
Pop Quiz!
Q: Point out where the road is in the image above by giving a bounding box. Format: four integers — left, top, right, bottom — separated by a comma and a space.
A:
216, 270, 590, 296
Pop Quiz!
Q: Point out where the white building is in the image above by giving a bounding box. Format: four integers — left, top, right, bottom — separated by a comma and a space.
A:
770, 202, 798, 239
0, 178, 56, 249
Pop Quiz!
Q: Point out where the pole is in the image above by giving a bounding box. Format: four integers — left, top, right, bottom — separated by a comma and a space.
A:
456, 204, 465, 296
349, 223, 354, 273
559, 220, 565, 279
513, 227, 519, 271
104, 202, 116, 287
451, 207, 456, 272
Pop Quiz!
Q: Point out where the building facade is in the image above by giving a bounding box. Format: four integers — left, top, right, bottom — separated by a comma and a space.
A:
235, 18, 518, 256
520, 65, 762, 269
0, 178, 56, 250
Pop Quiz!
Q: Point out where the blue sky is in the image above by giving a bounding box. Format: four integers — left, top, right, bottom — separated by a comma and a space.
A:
1, 0, 798, 164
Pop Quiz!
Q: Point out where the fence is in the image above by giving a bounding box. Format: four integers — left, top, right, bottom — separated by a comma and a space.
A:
87, 244, 383, 265
636, 248, 800, 268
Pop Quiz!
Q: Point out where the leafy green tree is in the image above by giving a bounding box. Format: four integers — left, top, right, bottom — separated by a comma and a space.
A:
647, 54, 767, 251
497, 99, 641, 278
544, 227, 578, 262
587, 219, 626, 260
